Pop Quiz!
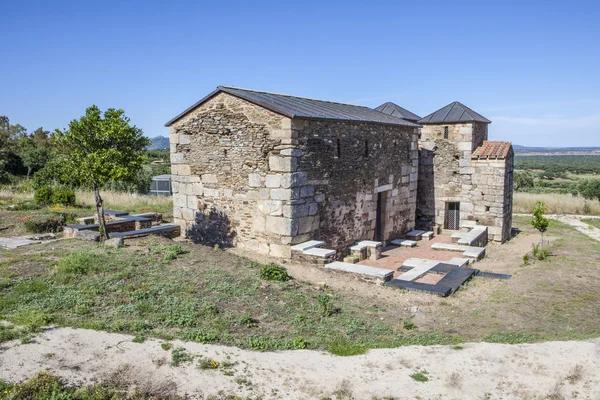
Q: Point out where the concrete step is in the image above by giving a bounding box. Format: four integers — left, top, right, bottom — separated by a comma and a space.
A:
303, 247, 336, 258
448, 257, 471, 268
431, 243, 486, 260
351, 240, 383, 260
291, 240, 324, 253
385, 279, 452, 297
402, 258, 439, 269
422, 231, 434, 241
406, 230, 425, 240
390, 239, 417, 247
325, 261, 394, 283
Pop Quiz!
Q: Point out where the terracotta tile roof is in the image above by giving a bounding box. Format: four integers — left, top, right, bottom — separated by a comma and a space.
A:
472, 141, 512, 159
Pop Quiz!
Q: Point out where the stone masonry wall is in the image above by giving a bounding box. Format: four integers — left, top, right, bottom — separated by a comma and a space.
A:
417, 121, 512, 242
294, 119, 419, 253
169, 92, 304, 258
470, 150, 513, 242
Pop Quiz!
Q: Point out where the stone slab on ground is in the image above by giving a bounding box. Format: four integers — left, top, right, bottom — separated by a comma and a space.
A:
0, 237, 42, 249
447, 257, 470, 268
303, 247, 336, 258
431, 242, 486, 260
477, 271, 512, 280
390, 239, 417, 247
104, 210, 129, 217
325, 261, 394, 282
385, 279, 452, 297
422, 231, 434, 240
396, 260, 439, 281
355, 240, 382, 248
290, 240, 324, 252
406, 230, 425, 240
110, 224, 180, 239
436, 267, 478, 292
402, 258, 439, 269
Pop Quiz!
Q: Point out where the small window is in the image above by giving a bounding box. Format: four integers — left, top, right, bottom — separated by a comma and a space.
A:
364, 140, 369, 158
335, 139, 341, 158
485, 206, 490, 212
444, 126, 449, 139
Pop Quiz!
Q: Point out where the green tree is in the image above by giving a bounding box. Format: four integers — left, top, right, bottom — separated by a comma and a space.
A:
55, 105, 150, 239
514, 171, 534, 191
531, 201, 550, 251
581, 179, 600, 201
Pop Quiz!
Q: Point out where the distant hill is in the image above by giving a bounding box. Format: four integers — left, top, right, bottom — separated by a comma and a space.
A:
514, 144, 600, 155
147, 136, 169, 150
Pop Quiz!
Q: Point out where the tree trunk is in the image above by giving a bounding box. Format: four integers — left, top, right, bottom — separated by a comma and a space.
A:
94, 183, 109, 241
27, 166, 31, 180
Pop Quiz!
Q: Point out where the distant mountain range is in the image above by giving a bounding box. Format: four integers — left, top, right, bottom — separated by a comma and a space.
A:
147, 136, 599, 155
513, 145, 600, 155
148, 136, 169, 150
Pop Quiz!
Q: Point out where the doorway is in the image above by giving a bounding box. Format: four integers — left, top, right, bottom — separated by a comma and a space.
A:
445, 201, 460, 230
374, 191, 388, 241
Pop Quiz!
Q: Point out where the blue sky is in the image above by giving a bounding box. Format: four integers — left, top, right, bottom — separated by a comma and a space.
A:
2, 0, 599, 146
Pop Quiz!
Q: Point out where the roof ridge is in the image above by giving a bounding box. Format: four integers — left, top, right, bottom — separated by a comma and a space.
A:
220, 86, 378, 111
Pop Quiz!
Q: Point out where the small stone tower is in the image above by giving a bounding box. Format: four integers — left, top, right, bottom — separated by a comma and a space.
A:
417, 102, 513, 242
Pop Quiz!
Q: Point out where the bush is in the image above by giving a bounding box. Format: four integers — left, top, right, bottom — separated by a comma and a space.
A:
259, 263, 291, 282
24, 217, 64, 233
56, 251, 107, 278
33, 185, 54, 205
51, 185, 76, 206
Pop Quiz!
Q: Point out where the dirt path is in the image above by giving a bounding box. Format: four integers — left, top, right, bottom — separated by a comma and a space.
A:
515, 213, 600, 242
1, 328, 599, 399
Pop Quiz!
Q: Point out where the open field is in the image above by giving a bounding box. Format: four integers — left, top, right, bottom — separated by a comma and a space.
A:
1, 214, 599, 353
513, 192, 600, 215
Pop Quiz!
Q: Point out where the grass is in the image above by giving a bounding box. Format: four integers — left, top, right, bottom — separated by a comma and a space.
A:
410, 370, 429, 382
582, 218, 600, 229
513, 192, 600, 215
1, 210, 600, 353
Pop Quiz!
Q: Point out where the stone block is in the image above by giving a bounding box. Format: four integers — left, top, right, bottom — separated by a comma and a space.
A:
169, 134, 179, 144
253, 214, 265, 233
266, 216, 298, 236
181, 208, 195, 221
178, 165, 191, 176
283, 204, 308, 218
170, 153, 184, 164
269, 155, 297, 172
173, 193, 187, 208
248, 173, 261, 187
300, 186, 315, 197
105, 237, 124, 248
298, 216, 316, 235
281, 172, 308, 188
186, 195, 197, 209
269, 244, 292, 258
265, 174, 281, 188
259, 189, 270, 200
193, 183, 204, 195
223, 189, 233, 198
202, 174, 218, 184
308, 202, 318, 216
258, 200, 283, 216
314, 194, 325, 203
179, 134, 192, 145
457, 142, 472, 151
271, 188, 299, 201
280, 148, 302, 157
172, 206, 182, 219
203, 188, 219, 197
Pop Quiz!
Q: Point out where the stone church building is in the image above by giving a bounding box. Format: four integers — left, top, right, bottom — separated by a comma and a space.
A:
166, 86, 513, 259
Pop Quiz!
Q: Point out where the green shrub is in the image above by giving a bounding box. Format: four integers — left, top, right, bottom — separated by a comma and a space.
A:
171, 347, 193, 366
24, 217, 64, 233
51, 185, 76, 206
259, 263, 291, 282
292, 336, 309, 349
523, 253, 530, 265
317, 294, 336, 317
410, 371, 429, 382
33, 185, 54, 205
238, 312, 258, 328
403, 319, 417, 330
327, 339, 367, 356
56, 252, 107, 278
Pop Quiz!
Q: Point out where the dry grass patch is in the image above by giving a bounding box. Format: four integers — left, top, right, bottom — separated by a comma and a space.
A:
513, 192, 600, 215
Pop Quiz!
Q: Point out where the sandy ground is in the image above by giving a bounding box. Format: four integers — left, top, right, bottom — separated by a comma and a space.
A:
1, 328, 599, 399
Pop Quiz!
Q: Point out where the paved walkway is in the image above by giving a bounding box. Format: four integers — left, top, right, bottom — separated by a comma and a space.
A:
359, 234, 460, 278
515, 213, 600, 242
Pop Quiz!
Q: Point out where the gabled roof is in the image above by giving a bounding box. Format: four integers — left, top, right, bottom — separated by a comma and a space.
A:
374, 102, 421, 122
418, 101, 491, 125
472, 141, 512, 159
165, 86, 421, 128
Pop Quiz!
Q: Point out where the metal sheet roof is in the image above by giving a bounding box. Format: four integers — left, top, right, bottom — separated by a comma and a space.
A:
418, 101, 491, 124
165, 86, 421, 128
374, 102, 421, 122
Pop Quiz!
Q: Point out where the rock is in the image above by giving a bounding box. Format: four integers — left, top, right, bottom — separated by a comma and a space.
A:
104, 237, 124, 248
26, 233, 56, 241
73, 230, 100, 242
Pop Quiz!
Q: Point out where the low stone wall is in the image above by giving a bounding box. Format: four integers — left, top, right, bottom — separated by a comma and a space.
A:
291, 252, 336, 266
